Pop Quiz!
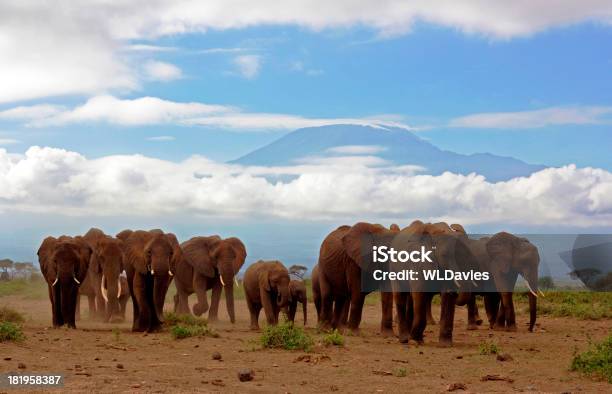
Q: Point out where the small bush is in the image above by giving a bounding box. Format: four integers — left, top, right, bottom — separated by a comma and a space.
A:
516, 291, 612, 320
479, 341, 501, 355
0, 306, 25, 323
0, 321, 25, 342
322, 329, 344, 347
393, 367, 408, 378
164, 312, 217, 339
260, 321, 313, 351
571, 335, 612, 383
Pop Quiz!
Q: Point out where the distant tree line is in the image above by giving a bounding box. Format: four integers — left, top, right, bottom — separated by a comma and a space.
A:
0, 259, 38, 281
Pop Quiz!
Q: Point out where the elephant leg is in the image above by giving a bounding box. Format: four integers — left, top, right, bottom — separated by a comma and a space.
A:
62, 285, 78, 329
438, 292, 458, 346
495, 300, 506, 330
192, 275, 210, 317
208, 282, 222, 322
245, 292, 260, 330
380, 292, 394, 337
484, 293, 500, 329
288, 299, 297, 323
260, 287, 276, 326
313, 289, 321, 322
126, 268, 140, 332
87, 295, 96, 319
426, 293, 437, 325
132, 274, 150, 332
50, 284, 63, 328
467, 294, 479, 330
319, 276, 335, 330
347, 290, 366, 334
302, 299, 307, 326
120, 296, 128, 320
395, 292, 410, 343
75, 295, 81, 321
501, 292, 516, 331
272, 301, 280, 325
410, 292, 427, 344
331, 296, 347, 330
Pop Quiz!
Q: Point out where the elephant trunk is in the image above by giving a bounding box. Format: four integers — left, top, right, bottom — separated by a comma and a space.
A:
224, 282, 236, 323
455, 291, 471, 306
104, 276, 122, 322
60, 280, 78, 328
528, 291, 537, 332
153, 274, 171, 323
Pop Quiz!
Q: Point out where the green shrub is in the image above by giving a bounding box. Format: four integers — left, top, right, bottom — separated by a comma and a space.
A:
571, 335, 612, 383
322, 329, 344, 346
165, 312, 217, 339
260, 321, 313, 351
0, 321, 25, 342
0, 306, 25, 323
479, 341, 501, 355
515, 291, 612, 320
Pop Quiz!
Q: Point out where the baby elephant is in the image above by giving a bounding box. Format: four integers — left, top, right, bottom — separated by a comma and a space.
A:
288, 280, 308, 325
243, 260, 291, 330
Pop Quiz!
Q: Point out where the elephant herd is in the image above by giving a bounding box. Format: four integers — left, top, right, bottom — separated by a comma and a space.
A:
37, 221, 540, 347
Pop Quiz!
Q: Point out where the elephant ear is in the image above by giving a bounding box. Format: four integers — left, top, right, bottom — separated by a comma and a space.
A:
164, 233, 182, 273
70, 237, 92, 281
37, 236, 58, 280
342, 222, 387, 269
389, 223, 400, 233
450, 223, 466, 234
258, 269, 271, 291
216, 237, 247, 274
486, 232, 518, 274
181, 237, 218, 278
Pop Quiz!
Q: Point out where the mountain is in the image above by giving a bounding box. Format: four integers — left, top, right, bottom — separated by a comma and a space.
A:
231, 124, 545, 182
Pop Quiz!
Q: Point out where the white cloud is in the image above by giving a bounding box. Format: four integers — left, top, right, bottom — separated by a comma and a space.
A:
2, 2, 612, 103
147, 136, 175, 141
327, 145, 387, 155
450, 106, 612, 129
0, 139, 19, 146
233, 55, 261, 79
0, 105, 64, 121
0, 146, 611, 227
6, 95, 411, 131
143, 61, 183, 81
31, 95, 232, 127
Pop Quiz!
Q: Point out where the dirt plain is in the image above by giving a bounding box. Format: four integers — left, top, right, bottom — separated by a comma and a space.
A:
1, 291, 611, 394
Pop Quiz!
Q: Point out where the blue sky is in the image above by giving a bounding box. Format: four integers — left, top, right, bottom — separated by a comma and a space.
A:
1, 18, 612, 167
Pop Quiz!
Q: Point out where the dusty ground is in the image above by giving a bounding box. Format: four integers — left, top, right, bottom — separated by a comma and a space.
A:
1, 293, 610, 393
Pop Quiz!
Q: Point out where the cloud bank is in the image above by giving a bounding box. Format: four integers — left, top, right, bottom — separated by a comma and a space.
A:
0, 146, 610, 227
1, 95, 410, 131
2, 1, 612, 103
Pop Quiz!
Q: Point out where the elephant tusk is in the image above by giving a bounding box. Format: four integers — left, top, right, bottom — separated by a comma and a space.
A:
150, 269, 155, 275
117, 278, 122, 299
525, 281, 538, 298
538, 289, 545, 298
168, 270, 174, 277
51, 278, 58, 286
234, 277, 239, 287
73, 276, 81, 285
100, 275, 108, 302
220, 276, 226, 287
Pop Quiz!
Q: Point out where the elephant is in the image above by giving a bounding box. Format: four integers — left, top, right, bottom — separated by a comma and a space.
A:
388, 221, 481, 345
287, 279, 308, 325
173, 236, 246, 323
123, 229, 179, 332
317, 222, 395, 333
485, 232, 540, 331
77, 228, 128, 322
243, 260, 291, 330
115, 229, 133, 242
38, 236, 91, 328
